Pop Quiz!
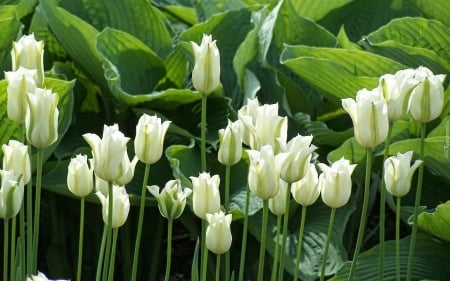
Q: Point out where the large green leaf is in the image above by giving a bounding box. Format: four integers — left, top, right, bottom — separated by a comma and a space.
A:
290, 0, 354, 21
248, 199, 356, 281
0, 6, 22, 76
330, 234, 450, 280
360, 17, 450, 74
418, 200, 450, 242
406, 0, 450, 27
192, 0, 247, 22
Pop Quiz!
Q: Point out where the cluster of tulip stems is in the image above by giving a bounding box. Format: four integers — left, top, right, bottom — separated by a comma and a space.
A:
0, 32, 446, 281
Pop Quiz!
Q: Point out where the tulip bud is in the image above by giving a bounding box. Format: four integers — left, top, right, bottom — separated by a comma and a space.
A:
11, 33, 45, 86
218, 120, 242, 166
25, 88, 59, 148
247, 145, 280, 200
206, 211, 232, 254
190, 172, 221, 220
148, 179, 192, 220
408, 66, 446, 123
269, 179, 288, 216
237, 98, 260, 146
95, 185, 130, 228
67, 154, 94, 197
27, 271, 68, 281
5, 67, 37, 123
2, 140, 31, 185
0, 169, 24, 219
94, 174, 109, 196
191, 34, 221, 95
134, 114, 171, 164
114, 154, 138, 186
379, 68, 418, 122
83, 124, 131, 182
318, 158, 356, 208
342, 88, 389, 148
278, 135, 317, 183
384, 151, 422, 197
291, 163, 320, 207
255, 103, 287, 153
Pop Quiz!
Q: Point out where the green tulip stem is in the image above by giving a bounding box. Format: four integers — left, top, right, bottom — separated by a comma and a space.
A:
278, 183, 292, 281
201, 220, 208, 281
396, 196, 401, 281
10, 216, 17, 281
102, 182, 114, 281
26, 157, 33, 275
407, 122, 426, 281
320, 208, 336, 281
19, 195, 25, 281
238, 186, 251, 281
379, 124, 393, 281
95, 224, 108, 281
76, 197, 86, 281
293, 205, 307, 281
348, 147, 373, 281
257, 199, 269, 281
201, 93, 207, 171
215, 254, 221, 281
32, 148, 44, 273
164, 218, 174, 281
224, 165, 231, 281
131, 163, 151, 281
107, 228, 119, 281
271, 215, 282, 281
4, 219, 9, 281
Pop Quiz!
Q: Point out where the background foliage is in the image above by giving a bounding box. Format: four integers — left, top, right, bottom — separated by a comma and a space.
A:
0, 0, 449, 280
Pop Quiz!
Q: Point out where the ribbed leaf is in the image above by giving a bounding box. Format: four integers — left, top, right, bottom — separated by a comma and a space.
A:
406, 0, 450, 26
330, 235, 450, 280
418, 200, 450, 242
291, 0, 354, 21
0, 6, 22, 76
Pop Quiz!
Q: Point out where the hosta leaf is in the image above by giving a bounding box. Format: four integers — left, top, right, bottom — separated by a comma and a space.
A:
291, 0, 354, 21
406, 0, 450, 27
330, 234, 450, 281
418, 200, 450, 242
193, 0, 247, 22
0, 6, 22, 76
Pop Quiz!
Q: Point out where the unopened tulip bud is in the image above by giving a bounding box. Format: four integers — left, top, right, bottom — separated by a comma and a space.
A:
342, 88, 389, 148
96, 185, 130, 228
0, 169, 24, 219
2, 140, 31, 184
5, 67, 37, 123
206, 211, 232, 254
408, 66, 446, 123
218, 120, 242, 166
191, 172, 221, 220
134, 114, 171, 164
11, 33, 45, 86
25, 88, 59, 148
269, 179, 288, 216
191, 34, 220, 95
114, 154, 138, 186
291, 163, 320, 207
67, 154, 94, 197
148, 179, 192, 220
318, 158, 356, 208
384, 151, 422, 197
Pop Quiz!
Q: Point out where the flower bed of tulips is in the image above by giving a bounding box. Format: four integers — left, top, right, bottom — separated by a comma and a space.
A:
0, 0, 449, 281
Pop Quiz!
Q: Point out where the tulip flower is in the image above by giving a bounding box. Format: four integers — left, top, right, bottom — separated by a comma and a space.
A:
247, 145, 281, 200
379, 68, 418, 122
83, 124, 132, 183
0, 169, 24, 219
5, 67, 37, 123
67, 154, 94, 198
11, 33, 45, 86
206, 211, 232, 254
148, 179, 192, 220
291, 163, 320, 207
269, 179, 288, 216
237, 98, 260, 146
134, 114, 171, 164
318, 158, 356, 209
342, 87, 389, 148
27, 271, 68, 281
278, 135, 317, 183
190, 172, 221, 220
218, 120, 243, 166
408, 66, 446, 123
384, 151, 422, 197
191, 34, 221, 95
2, 140, 31, 185
95, 185, 130, 228
25, 88, 59, 149
114, 152, 138, 186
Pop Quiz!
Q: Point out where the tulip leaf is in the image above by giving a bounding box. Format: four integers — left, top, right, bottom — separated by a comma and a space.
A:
418, 200, 450, 242
329, 234, 450, 280
360, 17, 450, 74
0, 6, 22, 76
248, 199, 356, 281
406, 0, 450, 26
